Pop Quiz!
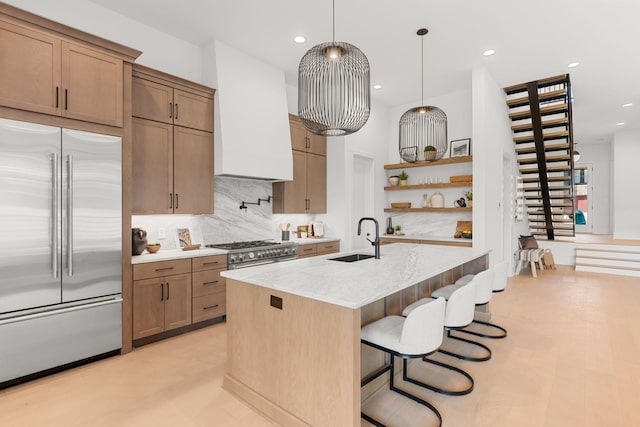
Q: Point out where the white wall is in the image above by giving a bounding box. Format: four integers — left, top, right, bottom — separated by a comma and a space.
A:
5, 0, 203, 83
471, 67, 524, 267
575, 142, 612, 234
612, 130, 640, 239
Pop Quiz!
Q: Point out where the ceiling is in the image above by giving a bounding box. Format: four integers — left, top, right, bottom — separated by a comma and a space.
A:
90, 0, 640, 146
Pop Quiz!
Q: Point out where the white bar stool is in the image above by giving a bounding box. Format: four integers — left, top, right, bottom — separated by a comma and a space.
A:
361, 297, 446, 427
401, 281, 477, 396
430, 269, 493, 362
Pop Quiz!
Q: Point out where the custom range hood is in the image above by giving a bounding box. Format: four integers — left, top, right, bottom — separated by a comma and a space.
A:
204, 40, 293, 182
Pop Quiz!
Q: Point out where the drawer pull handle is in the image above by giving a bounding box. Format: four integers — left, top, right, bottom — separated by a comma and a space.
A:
155, 267, 174, 272
203, 304, 219, 310
303, 248, 313, 252
203, 261, 220, 266
203, 280, 219, 286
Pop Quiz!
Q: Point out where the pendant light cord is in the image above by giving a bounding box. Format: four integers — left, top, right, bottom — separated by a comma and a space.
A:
332, 0, 335, 42
421, 33, 424, 106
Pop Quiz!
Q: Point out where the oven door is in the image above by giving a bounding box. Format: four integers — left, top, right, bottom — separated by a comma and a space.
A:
228, 259, 277, 270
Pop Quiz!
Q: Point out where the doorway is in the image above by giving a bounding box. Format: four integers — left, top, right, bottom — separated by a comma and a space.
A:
574, 164, 593, 233
350, 153, 375, 251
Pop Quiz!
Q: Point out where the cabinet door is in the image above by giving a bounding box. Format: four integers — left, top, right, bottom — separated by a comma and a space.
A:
289, 115, 308, 151
61, 42, 123, 127
173, 126, 214, 214
132, 118, 174, 214
132, 77, 173, 124
0, 19, 61, 116
306, 152, 327, 213
307, 132, 327, 156
284, 150, 309, 213
173, 89, 214, 132
133, 277, 165, 339
164, 273, 192, 331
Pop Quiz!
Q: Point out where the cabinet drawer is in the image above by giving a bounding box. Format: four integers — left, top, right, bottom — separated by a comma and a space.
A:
297, 244, 317, 258
316, 241, 340, 255
133, 259, 191, 280
192, 255, 227, 272
192, 293, 226, 323
192, 269, 226, 297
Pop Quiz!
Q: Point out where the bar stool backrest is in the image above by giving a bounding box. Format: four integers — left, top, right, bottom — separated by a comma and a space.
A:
445, 281, 477, 328
401, 297, 446, 355
493, 261, 508, 292
473, 268, 494, 305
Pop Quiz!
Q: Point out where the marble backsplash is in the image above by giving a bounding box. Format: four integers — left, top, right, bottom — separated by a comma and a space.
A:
132, 176, 317, 249
386, 211, 472, 238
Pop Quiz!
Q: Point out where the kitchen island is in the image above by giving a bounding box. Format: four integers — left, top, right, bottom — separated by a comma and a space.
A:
221, 243, 490, 427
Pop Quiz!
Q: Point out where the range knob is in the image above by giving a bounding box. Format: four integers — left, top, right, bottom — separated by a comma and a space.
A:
238, 254, 244, 261
229, 255, 237, 263
248, 252, 255, 259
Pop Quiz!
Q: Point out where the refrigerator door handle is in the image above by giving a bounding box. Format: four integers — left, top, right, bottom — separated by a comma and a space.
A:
51, 153, 59, 279
67, 154, 73, 277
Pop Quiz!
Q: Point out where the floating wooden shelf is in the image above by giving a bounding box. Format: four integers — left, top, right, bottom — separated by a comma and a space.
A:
385, 181, 472, 191
384, 207, 472, 213
384, 156, 472, 170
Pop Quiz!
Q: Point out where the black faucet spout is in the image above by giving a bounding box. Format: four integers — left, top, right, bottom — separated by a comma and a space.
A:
357, 217, 380, 259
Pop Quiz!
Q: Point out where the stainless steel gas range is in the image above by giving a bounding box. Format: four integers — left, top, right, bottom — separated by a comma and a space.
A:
205, 240, 298, 269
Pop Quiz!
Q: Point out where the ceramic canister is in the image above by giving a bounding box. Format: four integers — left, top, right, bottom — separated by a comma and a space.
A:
430, 191, 444, 208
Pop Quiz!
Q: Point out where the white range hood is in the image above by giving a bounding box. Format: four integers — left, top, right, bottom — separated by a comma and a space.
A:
204, 40, 293, 182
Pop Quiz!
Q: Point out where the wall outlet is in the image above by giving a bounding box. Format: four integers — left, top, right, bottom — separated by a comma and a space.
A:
158, 228, 167, 239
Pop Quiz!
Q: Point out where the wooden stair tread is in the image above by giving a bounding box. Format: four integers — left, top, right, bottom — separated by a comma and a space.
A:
516, 142, 570, 154
513, 131, 569, 144
522, 176, 570, 183
525, 195, 571, 200
520, 165, 571, 174
504, 74, 570, 95
518, 154, 571, 164
506, 89, 567, 107
511, 117, 568, 132
509, 103, 568, 120
524, 186, 572, 191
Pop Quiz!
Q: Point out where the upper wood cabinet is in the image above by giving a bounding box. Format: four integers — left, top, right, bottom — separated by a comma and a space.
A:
0, 8, 138, 127
289, 114, 327, 156
132, 65, 214, 132
132, 64, 215, 215
272, 115, 327, 214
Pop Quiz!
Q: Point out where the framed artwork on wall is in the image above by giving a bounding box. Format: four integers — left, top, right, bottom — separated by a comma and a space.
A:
450, 138, 471, 157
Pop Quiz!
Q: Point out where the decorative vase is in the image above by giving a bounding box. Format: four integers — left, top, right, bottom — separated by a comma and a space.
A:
386, 217, 394, 235
400, 179, 408, 186
468, 200, 473, 208
132, 228, 148, 256
430, 191, 444, 208
389, 176, 400, 186
420, 194, 430, 208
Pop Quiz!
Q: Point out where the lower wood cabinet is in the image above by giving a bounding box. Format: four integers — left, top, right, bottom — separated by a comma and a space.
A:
132, 259, 192, 340
191, 255, 227, 323
132, 255, 227, 343
298, 241, 340, 259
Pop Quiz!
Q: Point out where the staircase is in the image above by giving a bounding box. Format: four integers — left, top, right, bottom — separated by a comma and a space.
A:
504, 74, 575, 240
575, 244, 640, 277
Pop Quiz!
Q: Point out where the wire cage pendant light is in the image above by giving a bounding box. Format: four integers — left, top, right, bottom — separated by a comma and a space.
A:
298, 0, 371, 136
398, 28, 448, 162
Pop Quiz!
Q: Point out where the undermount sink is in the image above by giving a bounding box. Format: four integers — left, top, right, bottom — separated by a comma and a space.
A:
329, 253, 376, 263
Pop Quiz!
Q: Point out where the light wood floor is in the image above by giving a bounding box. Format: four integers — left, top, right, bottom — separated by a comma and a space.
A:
1, 267, 639, 427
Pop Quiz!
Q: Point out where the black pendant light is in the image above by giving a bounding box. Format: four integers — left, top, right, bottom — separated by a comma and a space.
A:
398, 29, 447, 162
298, 0, 370, 136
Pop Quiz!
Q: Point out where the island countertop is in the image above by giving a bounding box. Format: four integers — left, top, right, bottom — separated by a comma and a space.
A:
221, 243, 489, 309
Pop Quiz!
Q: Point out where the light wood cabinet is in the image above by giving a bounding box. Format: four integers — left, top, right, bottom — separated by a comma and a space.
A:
132, 68, 214, 132
298, 241, 340, 258
273, 115, 327, 214
191, 255, 227, 323
0, 18, 124, 127
132, 65, 215, 215
133, 259, 192, 340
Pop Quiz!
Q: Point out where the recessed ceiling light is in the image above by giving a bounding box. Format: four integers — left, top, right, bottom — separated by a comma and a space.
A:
483, 49, 496, 56
373, 84, 382, 89
623, 103, 633, 107
294, 35, 306, 44
567, 62, 580, 68
616, 122, 625, 126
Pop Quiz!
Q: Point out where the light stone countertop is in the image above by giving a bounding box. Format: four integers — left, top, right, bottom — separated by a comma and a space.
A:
221, 243, 490, 309
381, 234, 468, 243
131, 247, 228, 264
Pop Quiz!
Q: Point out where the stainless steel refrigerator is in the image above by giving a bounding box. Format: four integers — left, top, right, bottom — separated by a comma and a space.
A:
0, 118, 122, 385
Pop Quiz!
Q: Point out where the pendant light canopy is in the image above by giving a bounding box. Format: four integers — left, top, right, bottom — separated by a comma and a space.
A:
572, 141, 580, 162
398, 28, 447, 162
298, 0, 370, 136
